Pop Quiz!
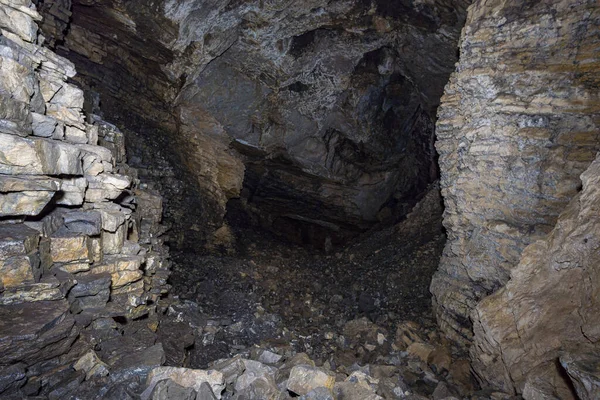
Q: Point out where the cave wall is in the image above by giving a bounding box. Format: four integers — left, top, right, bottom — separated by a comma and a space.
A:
0, 2, 171, 395
34, 0, 471, 247
431, 0, 600, 346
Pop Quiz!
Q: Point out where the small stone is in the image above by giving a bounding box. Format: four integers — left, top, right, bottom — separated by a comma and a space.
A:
299, 386, 334, 400
141, 367, 225, 400
407, 342, 435, 363
150, 379, 197, 400
73, 350, 109, 380
287, 365, 335, 396
31, 112, 57, 137
50, 229, 91, 263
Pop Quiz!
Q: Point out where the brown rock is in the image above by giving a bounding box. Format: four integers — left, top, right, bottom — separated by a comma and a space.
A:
471, 155, 600, 394
431, 0, 600, 345
50, 230, 91, 263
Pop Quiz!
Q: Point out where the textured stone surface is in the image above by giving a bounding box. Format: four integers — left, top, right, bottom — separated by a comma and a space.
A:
561, 351, 600, 400
0, 299, 76, 365
470, 154, 600, 395
141, 367, 225, 400
38, 0, 470, 246
431, 0, 600, 344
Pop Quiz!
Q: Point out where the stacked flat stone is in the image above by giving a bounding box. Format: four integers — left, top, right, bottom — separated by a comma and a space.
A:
0, 0, 171, 396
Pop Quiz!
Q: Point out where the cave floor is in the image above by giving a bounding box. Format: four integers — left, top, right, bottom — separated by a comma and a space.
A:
168, 188, 447, 370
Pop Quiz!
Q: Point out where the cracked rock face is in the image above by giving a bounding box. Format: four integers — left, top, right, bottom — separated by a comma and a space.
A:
36, 0, 470, 246
431, 0, 600, 345
470, 153, 600, 396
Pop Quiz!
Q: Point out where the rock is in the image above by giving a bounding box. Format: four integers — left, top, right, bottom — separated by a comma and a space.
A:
471, 155, 600, 394
63, 210, 102, 236
560, 351, 600, 400
0, 278, 64, 305
197, 381, 218, 400
73, 350, 109, 380
0, 175, 59, 216
108, 343, 166, 384
431, 0, 600, 345
0, 133, 84, 176
31, 112, 57, 137
299, 386, 334, 400
407, 342, 435, 364
150, 379, 197, 400
0, 223, 40, 258
56, 177, 87, 206
212, 356, 245, 386
0, 3, 40, 42
101, 223, 126, 255
65, 125, 88, 144
50, 229, 91, 263
0, 224, 40, 288
85, 173, 131, 202
0, 299, 76, 365
333, 380, 383, 400
256, 349, 283, 365
141, 367, 225, 400
287, 365, 335, 396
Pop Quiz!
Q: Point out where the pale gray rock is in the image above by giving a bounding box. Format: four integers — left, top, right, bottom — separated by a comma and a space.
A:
0, 175, 59, 216
63, 210, 102, 236
142, 367, 225, 400
31, 112, 57, 137
57, 177, 87, 206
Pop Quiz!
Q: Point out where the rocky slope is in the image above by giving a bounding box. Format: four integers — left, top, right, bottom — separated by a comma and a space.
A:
431, 0, 600, 345
34, 0, 471, 248
471, 153, 600, 398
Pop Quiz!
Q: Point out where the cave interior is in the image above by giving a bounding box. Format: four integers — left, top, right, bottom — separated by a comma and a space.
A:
1, 0, 599, 399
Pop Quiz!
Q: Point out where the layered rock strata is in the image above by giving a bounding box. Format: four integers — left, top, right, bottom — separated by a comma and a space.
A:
35, 0, 471, 246
471, 153, 600, 396
0, 1, 171, 396
432, 0, 600, 344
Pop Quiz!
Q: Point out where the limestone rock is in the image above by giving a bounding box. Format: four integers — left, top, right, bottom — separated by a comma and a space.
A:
62, 210, 102, 236
287, 365, 335, 396
0, 224, 39, 287
0, 133, 84, 176
0, 299, 76, 365
431, 0, 600, 345
560, 352, 600, 400
141, 367, 225, 400
150, 379, 197, 400
73, 350, 110, 380
50, 229, 91, 263
470, 154, 600, 394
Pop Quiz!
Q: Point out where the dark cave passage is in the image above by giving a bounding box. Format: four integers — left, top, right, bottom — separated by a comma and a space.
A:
29, 0, 468, 382
33, 0, 468, 252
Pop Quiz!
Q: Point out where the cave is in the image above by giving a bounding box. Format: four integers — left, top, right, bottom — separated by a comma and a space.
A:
1, 0, 600, 399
